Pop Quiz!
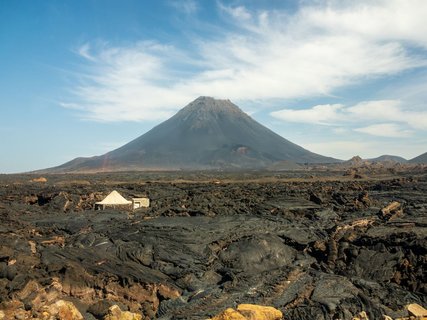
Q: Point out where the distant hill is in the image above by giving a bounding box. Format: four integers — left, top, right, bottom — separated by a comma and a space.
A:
408, 152, 427, 164
368, 155, 407, 163
40, 96, 339, 173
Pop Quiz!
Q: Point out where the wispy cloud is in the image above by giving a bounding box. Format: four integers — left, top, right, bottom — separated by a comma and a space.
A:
65, 0, 427, 122
271, 104, 344, 125
76, 43, 95, 61
354, 123, 413, 138
218, 3, 252, 21
348, 100, 427, 130
168, 0, 198, 15
69, 41, 197, 121
271, 99, 427, 136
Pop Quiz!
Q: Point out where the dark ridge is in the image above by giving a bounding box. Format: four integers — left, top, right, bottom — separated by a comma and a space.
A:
408, 152, 427, 164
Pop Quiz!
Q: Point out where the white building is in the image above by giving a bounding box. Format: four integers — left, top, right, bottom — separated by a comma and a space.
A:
95, 190, 132, 210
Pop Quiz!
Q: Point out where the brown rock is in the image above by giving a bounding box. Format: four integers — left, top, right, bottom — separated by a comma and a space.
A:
355, 191, 371, 209
14, 279, 60, 313
379, 201, 403, 220
31, 177, 47, 183
407, 303, 427, 317
157, 283, 181, 300
15, 279, 41, 300
210, 308, 247, 320
41, 236, 65, 247
237, 304, 283, 320
25, 195, 38, 205
103, 304, 143, 320
381, 201, 401, 212
352, 311, 369, 320
0, 300, 31, 320
210, 305, 283, 320
29, 240, 37, 255
43, 300, 84, 320
313, 240, 327, 252
102, 282, 158, 313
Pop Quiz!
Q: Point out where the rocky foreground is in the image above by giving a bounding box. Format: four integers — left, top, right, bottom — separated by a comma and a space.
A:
0, 171, 426, 319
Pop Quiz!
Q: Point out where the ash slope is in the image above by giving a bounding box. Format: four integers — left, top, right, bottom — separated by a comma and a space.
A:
46, 97, 338, 172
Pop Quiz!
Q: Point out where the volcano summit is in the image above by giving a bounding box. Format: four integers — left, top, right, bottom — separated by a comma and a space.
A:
47, 97, 337, 172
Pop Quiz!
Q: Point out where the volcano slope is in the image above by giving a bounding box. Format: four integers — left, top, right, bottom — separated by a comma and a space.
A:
44, 96, 337, 173
0, 170, 426, 319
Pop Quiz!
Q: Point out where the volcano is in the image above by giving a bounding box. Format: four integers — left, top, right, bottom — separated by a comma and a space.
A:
45, 97, 338, 172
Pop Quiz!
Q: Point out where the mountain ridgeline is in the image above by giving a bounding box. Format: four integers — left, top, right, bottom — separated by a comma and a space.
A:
408, 152, 427, 164
47, 97, 339, 172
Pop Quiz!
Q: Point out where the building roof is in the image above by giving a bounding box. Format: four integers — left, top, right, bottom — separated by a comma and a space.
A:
95, 190, 131, 205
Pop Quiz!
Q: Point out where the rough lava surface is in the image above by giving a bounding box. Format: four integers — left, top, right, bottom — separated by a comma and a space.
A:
0, 169, 426, 319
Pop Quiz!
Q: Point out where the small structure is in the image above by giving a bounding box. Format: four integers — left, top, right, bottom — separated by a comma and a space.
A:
132, 197, 150, 209
95, 190, 132, 210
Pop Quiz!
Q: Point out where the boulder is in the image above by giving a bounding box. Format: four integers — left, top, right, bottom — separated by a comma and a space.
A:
44, 300, 84, 320
210, 304, 283, 320
379, 201, 402, 220
156, 283, 181, 300
237, 304, 283, 320
407, 303, 427, 317
103, 305, 142, 320
210, 308, 247, 320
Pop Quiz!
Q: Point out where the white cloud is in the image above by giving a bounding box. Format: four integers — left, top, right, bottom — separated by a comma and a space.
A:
69, 42, 196, 122
332, 127, 348, 134
271, 104, 344, 125
302, 0, 427, 48
354, 123, 413, 138
218, 3, 252, 21
271, 100, 427, 133
348, 100, 427, 130
65, 0, 427, 122
76, 43, 95, 61
347, 100, 402, 120
168, 0, 198, 14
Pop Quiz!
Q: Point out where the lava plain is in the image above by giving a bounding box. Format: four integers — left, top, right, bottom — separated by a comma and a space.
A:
0, 170, 426, 319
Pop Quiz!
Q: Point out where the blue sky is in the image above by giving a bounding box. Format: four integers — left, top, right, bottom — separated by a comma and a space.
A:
1, 0, 427, 173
